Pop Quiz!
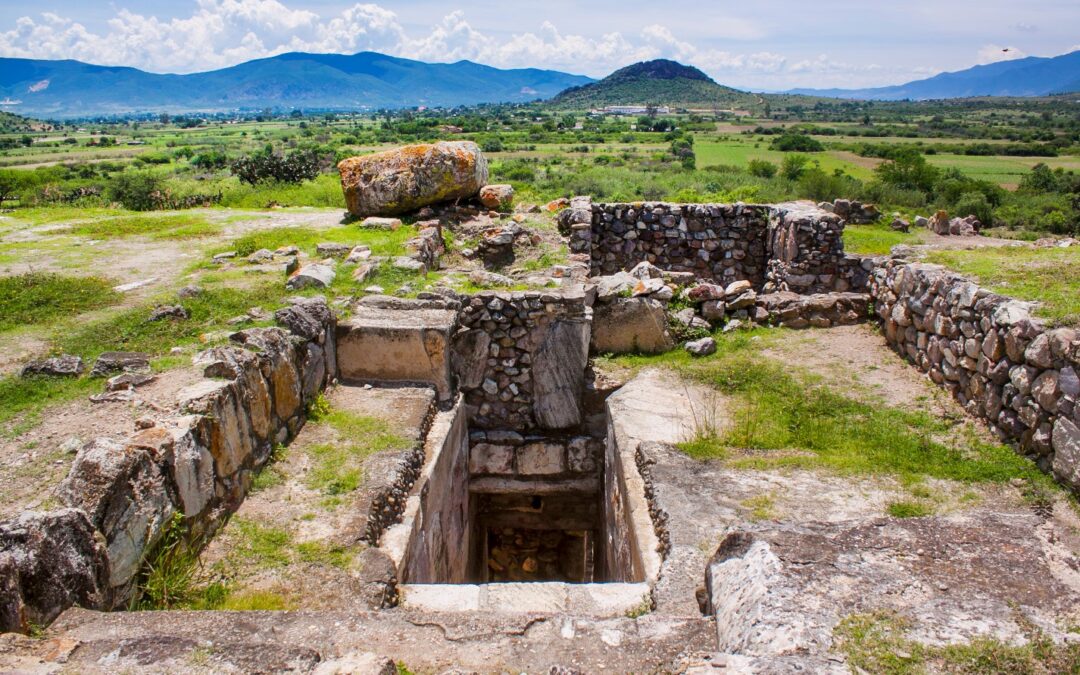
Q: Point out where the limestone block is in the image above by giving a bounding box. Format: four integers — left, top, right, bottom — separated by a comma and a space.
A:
58, 439, 175, 592
516, 441, 566, 475
336, 301, 458, 401
469, 443, 514, 475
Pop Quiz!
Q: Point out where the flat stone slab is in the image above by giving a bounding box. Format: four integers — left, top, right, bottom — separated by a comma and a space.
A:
336, 301, 458, 400
399, 581, 651, 616
5, 606, 714, 673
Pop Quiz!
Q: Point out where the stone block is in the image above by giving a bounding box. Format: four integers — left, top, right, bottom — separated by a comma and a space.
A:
470, 443, 514, 475
336, 300, 457, 401
516, 441, 566, 475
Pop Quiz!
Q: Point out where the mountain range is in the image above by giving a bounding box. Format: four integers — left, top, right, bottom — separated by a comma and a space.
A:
0, 52, 593, 117
786, 50, 1080, 100
1, 48, 1079, 118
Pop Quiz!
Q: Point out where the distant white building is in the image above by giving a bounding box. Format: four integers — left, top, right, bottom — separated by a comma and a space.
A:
597, 105, 670, 116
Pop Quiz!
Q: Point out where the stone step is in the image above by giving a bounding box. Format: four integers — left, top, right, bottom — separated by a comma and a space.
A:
335, 297, 459, 401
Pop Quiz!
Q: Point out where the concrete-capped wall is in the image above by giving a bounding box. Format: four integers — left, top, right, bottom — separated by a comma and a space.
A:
0, 297, 337, 633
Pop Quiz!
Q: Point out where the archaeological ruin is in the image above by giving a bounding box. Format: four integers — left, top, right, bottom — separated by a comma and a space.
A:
1, 141, 1078, 673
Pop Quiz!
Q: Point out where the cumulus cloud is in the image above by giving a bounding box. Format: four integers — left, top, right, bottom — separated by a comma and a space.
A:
0, 1, 787, 79
0, 1, 994, 90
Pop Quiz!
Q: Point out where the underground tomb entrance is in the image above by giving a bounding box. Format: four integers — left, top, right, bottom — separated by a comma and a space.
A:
378, 402, 657, 614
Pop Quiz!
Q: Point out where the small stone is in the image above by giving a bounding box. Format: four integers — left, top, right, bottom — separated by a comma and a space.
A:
148, 304, 189, 322
685, 337, 717, 357
177, 285, 202, 299
358, 217, 403, 230
286, 263, 336, 290
20, 355, 85, 378
246, 248, 274, 263
316, 242, 351, 258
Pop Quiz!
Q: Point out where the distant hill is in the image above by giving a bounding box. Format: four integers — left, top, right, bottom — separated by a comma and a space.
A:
0, 111, 35, 133
550, 59, 760, 109
0, 52, 594, 117
787, 50, 1080, 100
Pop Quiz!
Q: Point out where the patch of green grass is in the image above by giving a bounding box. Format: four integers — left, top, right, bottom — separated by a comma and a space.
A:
835, 610, 1080, 674
226, 223, 418, 258
220, 589, 297, 611
843, 224, 922, 256
230, 518, 292, 568
887, 500, 934, 518
741, 494, 777, 521
296, 541, 353, 569
0, 272, 120, 331
924, 245, 1080, 326
304, 407, 411, 499
7, 207, 126, 225
69, 213, 221, 240
608, 329, 1058, 490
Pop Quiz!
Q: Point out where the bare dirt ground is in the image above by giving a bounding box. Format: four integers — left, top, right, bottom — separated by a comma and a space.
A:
0, 207, 349, 375
0, 364, 203, 520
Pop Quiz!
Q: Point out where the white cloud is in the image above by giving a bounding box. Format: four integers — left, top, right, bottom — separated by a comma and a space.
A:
0, 1, 1042, 90
976, 44, 1026, 64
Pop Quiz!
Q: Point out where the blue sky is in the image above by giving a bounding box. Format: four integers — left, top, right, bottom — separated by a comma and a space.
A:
1, 1, 1078, 89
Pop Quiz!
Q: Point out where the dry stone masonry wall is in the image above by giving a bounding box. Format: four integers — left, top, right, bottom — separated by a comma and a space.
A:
562, 197, 868, 294
453, 290, 590, 431
0, 297, 337, 633
870, 260, 1080, 490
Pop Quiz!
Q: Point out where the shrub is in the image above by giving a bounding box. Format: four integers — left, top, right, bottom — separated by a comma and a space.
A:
781, 154, 811, 181
952, 191, 993, 226
771, 133, 825, 152
875, 147, 940, 193
747, 159, 777, 178
230, 149, 322, 185
106, 172, 165, 211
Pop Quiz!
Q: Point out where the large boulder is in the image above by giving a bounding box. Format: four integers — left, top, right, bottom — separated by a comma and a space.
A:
338, 141, 489, 217
591, 298, 674, 355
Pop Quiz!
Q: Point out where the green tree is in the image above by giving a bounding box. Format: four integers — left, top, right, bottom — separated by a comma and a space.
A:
781, 154, 811, 181
874, 148, 940, 193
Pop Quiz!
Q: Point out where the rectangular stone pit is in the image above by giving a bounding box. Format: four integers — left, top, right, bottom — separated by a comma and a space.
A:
381, 402, 655, 615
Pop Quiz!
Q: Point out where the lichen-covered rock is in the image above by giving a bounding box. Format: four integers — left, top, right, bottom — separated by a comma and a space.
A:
338, 141, 489, 217
0, 508, 109, 633
20, 355, 84, 378
478, 184, 514, 210
58, 438, 174, 596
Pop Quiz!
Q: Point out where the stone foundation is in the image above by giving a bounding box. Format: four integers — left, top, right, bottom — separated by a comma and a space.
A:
0, 298, 337, 633
869, 259, 1080, 489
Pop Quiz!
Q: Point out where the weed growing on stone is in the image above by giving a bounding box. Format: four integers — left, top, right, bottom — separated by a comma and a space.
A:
741, 494, 778, 521
136, 513, 203, 610
834, 609, 1080, 674
624, 594, 654, 619
886, 500, 934, 518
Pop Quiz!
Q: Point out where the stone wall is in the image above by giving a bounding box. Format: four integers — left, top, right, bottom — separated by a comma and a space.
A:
468, 432, 603, 480
561, 198, 867, 293
452, 290, 590, 431
763, 202, 870, 294
870, 260, 1080, 490
0, 298, 337, 633
397, 400, 472, 584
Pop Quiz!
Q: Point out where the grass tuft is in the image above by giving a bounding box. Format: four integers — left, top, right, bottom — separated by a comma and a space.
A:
0, 272, 120, 332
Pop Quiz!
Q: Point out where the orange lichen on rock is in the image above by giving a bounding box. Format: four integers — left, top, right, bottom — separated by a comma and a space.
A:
338, 141, 489, 217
